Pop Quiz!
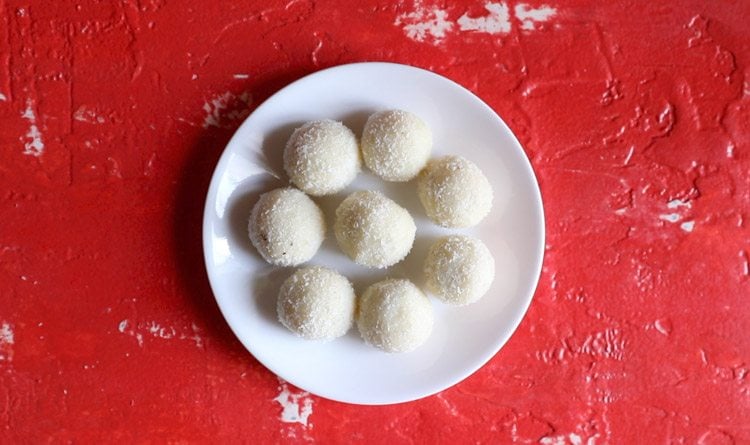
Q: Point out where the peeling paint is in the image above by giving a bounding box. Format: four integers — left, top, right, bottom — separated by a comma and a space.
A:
117, 319, 204, 349
659, 213, 680, 223
395, 0, 454, 43
21, 99, 44, 156
457, 2, 511, 35
118, 319, 144, 347
514, 4, 556, 30
667, 199, 692, 209
0, 322, 14, 362
680, 221, 695, 232
202, 91, 252, 129
73, 105, 106, 124
274, 378, 314, 427
541, 432, 598, 445
397, 1, 557, 42
0, 323, 14, 346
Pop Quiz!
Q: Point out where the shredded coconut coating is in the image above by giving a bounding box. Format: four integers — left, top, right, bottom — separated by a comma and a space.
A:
248, 187, 325, 266
417, 155, 493, 228
357, 279, 433, 353
277, 266, 356, 340
424, 235, 495, 306
284, 120, 361, 196
361, 110, 432, 182
334, 190, 416, 268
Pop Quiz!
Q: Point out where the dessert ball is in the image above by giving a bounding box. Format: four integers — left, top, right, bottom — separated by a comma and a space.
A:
277, 266, 356, 340
361, 110, 432, 182
357, 279, 433, 353
417, 155, 493, 228
424, 235, 495, 306
284, 120, 361, 196
248, 187, 325, 266
334, 190, 416, 268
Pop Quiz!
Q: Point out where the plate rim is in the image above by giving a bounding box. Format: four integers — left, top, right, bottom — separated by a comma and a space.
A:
202, 61, 546, 405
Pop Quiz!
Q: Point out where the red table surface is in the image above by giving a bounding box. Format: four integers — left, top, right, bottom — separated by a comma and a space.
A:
1, 0, 749, 442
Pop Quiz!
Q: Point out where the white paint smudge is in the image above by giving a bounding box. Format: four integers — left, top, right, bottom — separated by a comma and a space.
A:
457, 2, 510, 35
274, 378, 314, 427
395, 0, 454, 43
659, 213, 680, 223
73, 105, 106, 124
233, 74, 250, 79
680, 221, 695, 232
540, 434, 573, 445
396, 1, 557, 43
541, 433, 598, 445
182, 323, 205, 348
147, 321, 176, 339
202, 91, 252, 129
514, 3, 556, 30
0, 323, 14, 345
117, 319, 204, 349
660, 199, 695, 230
118, 319, 144, 347
22, 99, 44, 156
667, 199, 691, 209
0, 322, 14, 362
0, 92, 7, 101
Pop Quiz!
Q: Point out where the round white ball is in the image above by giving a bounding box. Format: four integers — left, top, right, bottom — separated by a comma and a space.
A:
277, 266, 356, 340
424, 235, 495, 306
361, 110, 432, 182
417, 155, 493, 228
284, 120, 361, 196
357, 279, 433, 353
334, 190, 416, 268
248, 188, 325, 266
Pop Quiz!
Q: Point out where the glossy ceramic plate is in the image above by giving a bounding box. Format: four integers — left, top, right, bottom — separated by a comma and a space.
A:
203, 62, 544, 405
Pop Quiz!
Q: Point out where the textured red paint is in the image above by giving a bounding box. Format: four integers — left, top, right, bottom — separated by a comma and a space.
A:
1, 0, 749, 442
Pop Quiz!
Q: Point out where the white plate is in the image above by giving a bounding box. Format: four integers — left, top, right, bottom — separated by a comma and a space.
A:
203, 62, 544, 405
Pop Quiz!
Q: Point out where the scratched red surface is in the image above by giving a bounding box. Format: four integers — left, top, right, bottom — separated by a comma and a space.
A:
1, 0, 749, 442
